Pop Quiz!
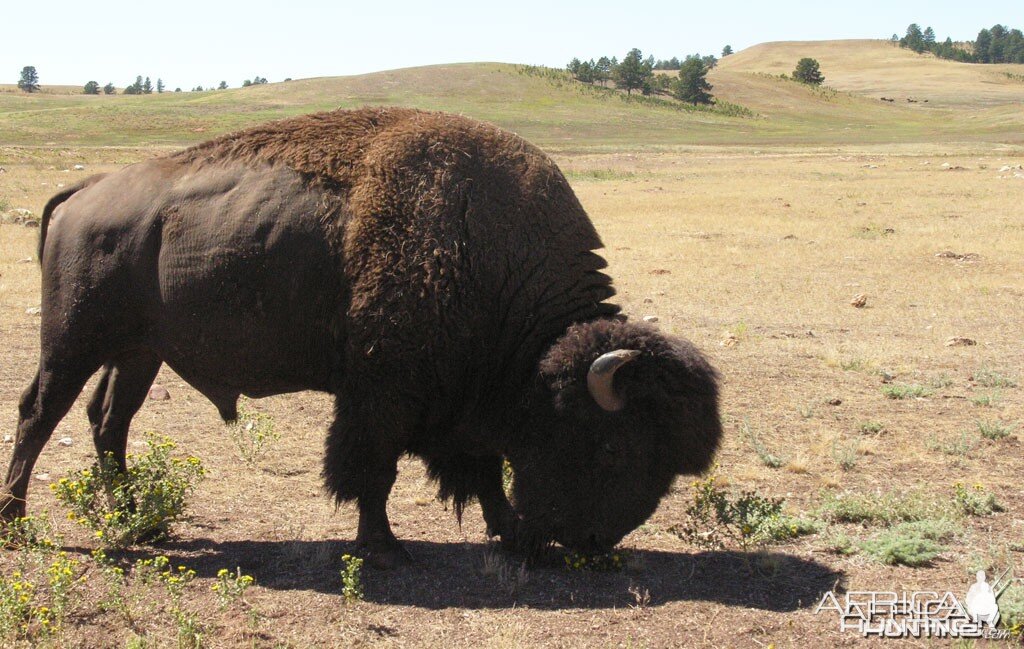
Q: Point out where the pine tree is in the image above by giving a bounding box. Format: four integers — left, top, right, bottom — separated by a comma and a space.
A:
673, 57, 713, 104
792, 58, 824, 85
103, 82, 115, 95
975, 28, 992, 63
722, 45, 733, 57
17, 66, 40, 93
123, 75, 144, 95
595, 56, 612, 85
157, 78, 165, 93
218, 80, 228, 90
923, 26, 936, 44
83, 81, 100, 94
614, 48, 654, 95
143, 77, 153, 94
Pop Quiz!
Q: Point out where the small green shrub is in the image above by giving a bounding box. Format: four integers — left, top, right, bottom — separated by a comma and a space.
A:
136, 556, 202, 648
974, 368, 1017, 389
0, 520, 85, 643
859, 520, 958, 567
953, 482, 1004, 516
340, 554, 364, 603
212, 567, 255, 611
977, 419, 1016, 440
741, 420, 785, 469
502, 459, 514, 498
927, 431, 976, 460
882, 383, 931, 399
971, 391, 1002, 407
676, 473, 817, 551
998, 581, 1024, 636
52, 433, 205, 548
831, 439, 859, 471
228, 399, 279, 465
818, 489, 942, 525
820, 529, 858, 556
858, 421, 885, 434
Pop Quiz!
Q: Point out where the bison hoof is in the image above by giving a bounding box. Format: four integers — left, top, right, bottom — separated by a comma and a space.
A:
357, 539, 413, 570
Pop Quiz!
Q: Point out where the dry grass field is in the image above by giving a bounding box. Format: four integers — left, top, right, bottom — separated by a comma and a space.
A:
1, 40, 1023, 648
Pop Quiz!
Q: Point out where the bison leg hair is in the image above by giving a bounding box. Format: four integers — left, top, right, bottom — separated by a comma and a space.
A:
425, 454, 518, 547
323, 396, 413, 569
2, 358, 102, 522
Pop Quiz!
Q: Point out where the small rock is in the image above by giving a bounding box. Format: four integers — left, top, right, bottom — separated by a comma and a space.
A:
73, 164, 85, 171
781, 234, 797, 240
16, 257, 32, 264
57, 437, 73, 447
35, 473, 49, 481
826, 398, 842, 406
850, 293, 868, 308
642, 298, 653, 304
642, 315, 659, 323
148, 385, 170, 401
25, 306, 41, 316
2, 434, 14, 443
23, 219, 39, 228
945, 336, 976, 347
879, 370, 895, 383
648, 269, 671, 276
719, 333, 739, 347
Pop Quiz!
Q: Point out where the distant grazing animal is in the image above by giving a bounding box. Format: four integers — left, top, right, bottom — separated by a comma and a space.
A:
1, 108, 721, 567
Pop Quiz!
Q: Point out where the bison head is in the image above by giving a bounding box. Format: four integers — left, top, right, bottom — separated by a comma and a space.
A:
507, 318, 721, 554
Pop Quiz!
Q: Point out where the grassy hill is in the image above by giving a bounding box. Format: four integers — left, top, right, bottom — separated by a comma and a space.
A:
716, 39, 1024, 108
1, 41, 1022, 149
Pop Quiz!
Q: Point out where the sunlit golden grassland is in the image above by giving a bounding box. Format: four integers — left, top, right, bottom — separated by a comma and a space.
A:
1, 140, 1022, 646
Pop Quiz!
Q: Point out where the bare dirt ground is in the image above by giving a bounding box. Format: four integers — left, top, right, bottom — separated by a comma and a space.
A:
1, 145, 1022, 647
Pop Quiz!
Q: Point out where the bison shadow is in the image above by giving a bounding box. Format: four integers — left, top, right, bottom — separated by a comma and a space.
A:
150, 537, 841, 612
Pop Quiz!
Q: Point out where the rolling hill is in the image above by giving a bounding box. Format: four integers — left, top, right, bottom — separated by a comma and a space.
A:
715, 39, 1024, 108
0, 40, 1022, 149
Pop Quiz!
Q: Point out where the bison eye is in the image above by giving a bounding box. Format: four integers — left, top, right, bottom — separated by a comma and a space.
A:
602, 442, 617, 455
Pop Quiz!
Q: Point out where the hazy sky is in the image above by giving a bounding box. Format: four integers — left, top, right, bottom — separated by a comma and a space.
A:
5, 0, 1019, 87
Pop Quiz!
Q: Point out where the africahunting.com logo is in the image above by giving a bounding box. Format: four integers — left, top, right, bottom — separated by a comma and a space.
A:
815, 568, 1016, 639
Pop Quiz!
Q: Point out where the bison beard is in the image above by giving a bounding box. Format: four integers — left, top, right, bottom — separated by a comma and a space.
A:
1, 107, 722, 569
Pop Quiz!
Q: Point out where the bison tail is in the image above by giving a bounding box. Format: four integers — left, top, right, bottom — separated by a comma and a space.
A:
37, 174, 107, 262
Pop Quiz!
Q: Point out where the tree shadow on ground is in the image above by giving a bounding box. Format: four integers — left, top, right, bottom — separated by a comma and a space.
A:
145, 537, 841, 612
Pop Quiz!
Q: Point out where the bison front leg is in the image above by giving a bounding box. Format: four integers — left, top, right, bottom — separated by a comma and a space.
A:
323, 398, 412, 569
477, 458, 520, 551
426, 454, 519, 550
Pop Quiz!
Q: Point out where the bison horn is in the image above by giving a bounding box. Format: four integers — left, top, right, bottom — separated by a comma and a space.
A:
587, 349, 640, 412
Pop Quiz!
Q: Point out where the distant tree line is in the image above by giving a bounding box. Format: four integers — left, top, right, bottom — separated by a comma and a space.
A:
567, 47, 728, 104
896, 23, 1024, 64
13, 66, 282, 95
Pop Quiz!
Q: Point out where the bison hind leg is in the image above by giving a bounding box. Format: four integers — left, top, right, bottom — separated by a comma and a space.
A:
323, 396, 412, 569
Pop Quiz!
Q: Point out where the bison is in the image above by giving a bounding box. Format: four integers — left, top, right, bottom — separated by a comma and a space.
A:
1, 108, 721, 567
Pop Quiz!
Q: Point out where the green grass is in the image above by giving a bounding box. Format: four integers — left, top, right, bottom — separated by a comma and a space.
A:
2, 53, 1022, 150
